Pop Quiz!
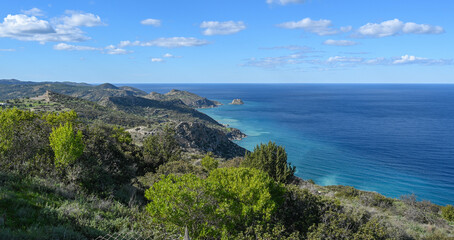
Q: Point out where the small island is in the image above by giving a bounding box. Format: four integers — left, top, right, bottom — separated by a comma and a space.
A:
230, 99, 244, 105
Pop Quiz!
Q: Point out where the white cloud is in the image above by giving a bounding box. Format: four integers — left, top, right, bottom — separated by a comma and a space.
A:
0, 14, 54, 35
119, 37, 210, 48
277, 18, 349, 36
260, 45, 316, 52
393, 55, 425, 64
59, 11, 104, 27
0, 48, 15, 52
21, 8, 44, 17
141, 18, 161, 27
200, 21, 246, 35
266, 0, 305, 5
327, 56, 363, 63
323, 39, 358, 46
0, 11, 104, 43
357, 19, 444, 38
244, 51, 451, 69
390, 55, 450, 65
104, 45, 130, 55
163, 53, 181, 58
151, 58, 164, 62
53, 43, 100, 51
53, 43, 131, 55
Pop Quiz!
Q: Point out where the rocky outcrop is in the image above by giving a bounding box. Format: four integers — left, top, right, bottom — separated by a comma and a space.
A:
226, 128, 247, 141
230, 99, 244, 105
164, 89, 222, 108
175, 122, 247, 159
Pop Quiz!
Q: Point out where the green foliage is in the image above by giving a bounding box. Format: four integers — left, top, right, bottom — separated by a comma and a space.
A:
234, 223, 303, 240
307, 209, 395, 240
0, 172, 168, 239
141, 126, 181, 173
441, 205, 454, 222
111, 126, 132, 144
0, 108, 38, 156
274, 185, 328, 235
353, 218, 391, 240
145, 167, 285, 239
49, 123, 84, 169
43, 110, 78, 126
242, 141, 295, 184
201, 153, 218, 172
138, 160, 206, 189
75, 123, 140, 195
0, 108, 54, 175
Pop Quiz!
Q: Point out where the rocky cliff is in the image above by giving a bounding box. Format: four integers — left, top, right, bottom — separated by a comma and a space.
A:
175, 122, 247, 158
146, 89, 222, 108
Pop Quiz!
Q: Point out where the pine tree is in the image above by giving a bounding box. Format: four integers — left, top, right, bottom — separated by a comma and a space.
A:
242, 141, 296, 184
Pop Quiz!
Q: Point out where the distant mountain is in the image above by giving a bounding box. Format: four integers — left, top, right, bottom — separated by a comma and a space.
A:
145, 89, 222, 108
95, 83, 120, 90
0, 79, 147, 102
0, 80, 222, 109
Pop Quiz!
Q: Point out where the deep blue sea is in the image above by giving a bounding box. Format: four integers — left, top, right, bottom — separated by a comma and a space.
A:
121, 84, 454, 205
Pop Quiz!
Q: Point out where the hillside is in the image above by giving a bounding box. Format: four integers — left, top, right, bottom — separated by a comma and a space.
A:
145, 89, 222, 108
2, 90, 246, 159
0, 79, 147, 102
1, 81, 453, 239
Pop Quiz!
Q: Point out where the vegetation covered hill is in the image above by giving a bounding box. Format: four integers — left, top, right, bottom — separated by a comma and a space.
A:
145, 89, 222, 108
1, 90, 246, 159
0, 79, 147, 102
0, 81, 453, 239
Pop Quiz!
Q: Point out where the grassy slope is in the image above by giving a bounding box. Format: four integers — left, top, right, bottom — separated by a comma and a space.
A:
0, 172, 173, 240
297, 181, 454, 239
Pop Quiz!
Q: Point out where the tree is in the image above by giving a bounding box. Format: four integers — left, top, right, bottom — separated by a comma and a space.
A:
242, 141, 296, 184
201, 152, 218, 172
0, 108, 53, 174
145, 167, 285, 239
142, 126, 181, 173
49, 122, 84, 169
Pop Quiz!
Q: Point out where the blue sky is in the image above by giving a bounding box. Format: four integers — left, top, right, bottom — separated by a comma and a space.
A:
0, 0, 453, 83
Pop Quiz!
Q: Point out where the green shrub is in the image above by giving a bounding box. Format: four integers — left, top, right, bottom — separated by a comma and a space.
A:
141, 126, 181, 174
441, 204, 454, 222
201, 153, 218, 172
242, 141, 295, 184
76, 123, 140, 195
49, 123, 84, 169
0, 108, 54, 175
145, 167, 285, 239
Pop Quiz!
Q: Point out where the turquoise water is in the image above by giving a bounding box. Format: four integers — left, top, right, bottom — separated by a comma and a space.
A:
123, 84, 454, 205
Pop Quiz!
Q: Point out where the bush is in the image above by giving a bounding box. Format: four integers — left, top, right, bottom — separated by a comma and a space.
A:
441, 205, 454, 222
201, 153, 218, 172
49, 123, 84, 169
273, 185, 326, 235
76, 123, 140, 195
141, 127, 181, 174
242, 141, 295, 184
0, 109, 54, 175
138, 160, 206, 189
145, 168, 285, 239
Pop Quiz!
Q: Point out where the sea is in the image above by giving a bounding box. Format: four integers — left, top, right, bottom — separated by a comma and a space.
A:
121, 84, 454, 206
